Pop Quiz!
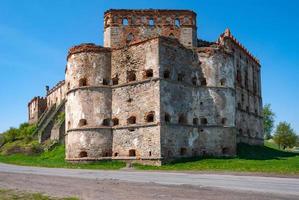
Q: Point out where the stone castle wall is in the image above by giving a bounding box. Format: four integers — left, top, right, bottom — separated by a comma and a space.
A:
46, 80, 66, 108
104, 9, 197, 48
218, 30, 263, 145
159, 38, 236, 160
28, 96, 47, 124
65, 44, 113, 160
28, 9, 263, 165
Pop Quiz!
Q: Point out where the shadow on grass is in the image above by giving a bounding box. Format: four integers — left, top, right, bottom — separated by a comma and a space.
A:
167, 143, 299, 164
237, 143, 298, 160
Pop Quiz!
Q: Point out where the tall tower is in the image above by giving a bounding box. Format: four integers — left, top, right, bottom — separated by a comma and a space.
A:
104, 9, 197, 48
65, 43, 113, 160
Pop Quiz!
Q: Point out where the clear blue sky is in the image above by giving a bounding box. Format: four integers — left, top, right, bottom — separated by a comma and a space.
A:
0, 0, 298, 134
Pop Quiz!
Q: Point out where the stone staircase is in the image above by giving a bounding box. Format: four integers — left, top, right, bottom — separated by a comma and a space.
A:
37, 100, 66, 143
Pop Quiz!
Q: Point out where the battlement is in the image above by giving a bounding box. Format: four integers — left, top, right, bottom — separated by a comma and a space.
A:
104, 9, 197, 48
28, 96, 46, 107
67, 43, 111, 60
104, 9, 196, 28
47, 80, 65, 96
218, 29, 260, 65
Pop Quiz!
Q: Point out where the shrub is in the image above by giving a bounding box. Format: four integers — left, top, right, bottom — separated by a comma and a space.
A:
55, 112, 65, 125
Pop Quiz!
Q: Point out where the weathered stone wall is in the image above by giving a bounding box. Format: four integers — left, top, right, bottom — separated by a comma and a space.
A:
65, 44, 113, 160
112, 126, 161, 159
66, 128, 112, 159
158, 38, 236, 159
50, 120, 65, 142
28, 96, 47, 124
46, 80, 66, 108
111, 38, 161, 161
104, 9, 197, 48
161, 126, 236, 160
218, 32, 263, 145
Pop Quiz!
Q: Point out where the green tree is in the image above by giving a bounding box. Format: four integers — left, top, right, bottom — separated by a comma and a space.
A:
273, 122, 297, 149
263, 104, 275, 139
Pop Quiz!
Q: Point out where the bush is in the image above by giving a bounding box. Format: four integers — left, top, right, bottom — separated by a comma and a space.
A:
1, 123, 36, 146
1, 140, 43, 156
55, 112, 65, 125
0, 123, 40, 156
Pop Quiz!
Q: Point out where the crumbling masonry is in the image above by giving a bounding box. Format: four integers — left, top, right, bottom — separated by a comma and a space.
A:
28, 9, 263, 165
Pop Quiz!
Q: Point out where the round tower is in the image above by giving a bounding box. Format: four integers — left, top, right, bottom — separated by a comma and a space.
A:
65, 43, 112, 160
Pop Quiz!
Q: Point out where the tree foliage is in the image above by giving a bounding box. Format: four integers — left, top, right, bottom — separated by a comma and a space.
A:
1, 123, 36, 145
263, 104, 275, 139
273, 122, 297, 149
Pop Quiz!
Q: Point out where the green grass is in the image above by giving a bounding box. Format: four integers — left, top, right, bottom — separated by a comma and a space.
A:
0, 189, 78, 200
0, 145, 125, 170
135, 143, 299, 175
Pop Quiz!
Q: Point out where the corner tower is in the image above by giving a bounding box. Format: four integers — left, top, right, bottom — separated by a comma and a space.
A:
65, 43, 113, 161
104, 9, 197, 48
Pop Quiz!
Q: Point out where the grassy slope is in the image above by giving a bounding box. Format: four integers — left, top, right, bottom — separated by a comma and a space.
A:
0, 189, 78, 200
0, 145, 125, 170
135, 143, 299, 175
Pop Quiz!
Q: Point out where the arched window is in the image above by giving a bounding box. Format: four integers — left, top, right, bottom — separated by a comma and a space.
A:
67, 82, 70, 90
193, 118, 199, 125
149, 151, 152, 157
177, 72, 184, 82
221, 118, 227, 125
200, 78, 207, 86
122, 18, 128, 26
180, 148, 187, 156
222, 147, 229, 154
79, 151, 88, 158
127, 70, 136, 82
67, 121, 71, 129
163, 70, 170, 79
129, 149, 136, 157
145, 111, 155, 122
78, 119, 87, 127
112, 118, 119, 126
102, 118, 110, 126
114, 152, 119, 157
165, 113, 171, 123
200, 118, 208, 125
175, 19, 180, 27
143, 69, 153, 79
178, 114, 187, 124
112, 75, 119, 85
220, 78, 226, 86
127, 33, 134, 42
127, 116, 136, 124
103, 79, 109, 85
149, 18, 155, 26
79, 78, 87, 87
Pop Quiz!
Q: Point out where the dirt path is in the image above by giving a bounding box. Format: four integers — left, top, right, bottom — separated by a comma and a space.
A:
0, 172, 297, 200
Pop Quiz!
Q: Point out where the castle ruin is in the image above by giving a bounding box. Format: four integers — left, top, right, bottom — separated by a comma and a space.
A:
28, 9, 263, 165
